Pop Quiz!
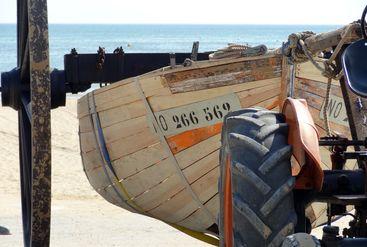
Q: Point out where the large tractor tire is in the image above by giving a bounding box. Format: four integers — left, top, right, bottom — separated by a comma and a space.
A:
219, 108, 297, 246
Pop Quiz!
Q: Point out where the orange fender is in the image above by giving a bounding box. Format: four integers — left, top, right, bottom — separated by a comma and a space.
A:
282, 98, 324, 191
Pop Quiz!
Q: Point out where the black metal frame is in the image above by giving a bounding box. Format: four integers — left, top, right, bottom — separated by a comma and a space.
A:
290, 13, 367, 244
292, 104, 367, 246
1, 48, 211, 109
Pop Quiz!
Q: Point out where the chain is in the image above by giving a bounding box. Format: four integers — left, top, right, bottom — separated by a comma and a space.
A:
96, 46, 106, 70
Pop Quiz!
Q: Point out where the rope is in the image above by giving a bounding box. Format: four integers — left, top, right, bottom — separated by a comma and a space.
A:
323, 78, 333, 136
209, 44, 267, 60
295, 25, 354, 136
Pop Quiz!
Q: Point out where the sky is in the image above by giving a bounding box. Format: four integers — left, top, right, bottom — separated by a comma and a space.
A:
0, 0, 366, 25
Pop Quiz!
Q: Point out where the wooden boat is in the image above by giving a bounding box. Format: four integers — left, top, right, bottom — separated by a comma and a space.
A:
77, 54, 282, 236
77, 23, 361, 239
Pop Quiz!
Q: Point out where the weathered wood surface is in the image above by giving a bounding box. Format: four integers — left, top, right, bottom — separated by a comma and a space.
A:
294, 61, 351, 137
77, 54, 282, 233
165, 56, 282, 93
304, 23, 361, 54
272, 23, 362, 57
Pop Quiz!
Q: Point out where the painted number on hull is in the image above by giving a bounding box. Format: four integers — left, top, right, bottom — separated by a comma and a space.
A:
150, 94, 241, 136
320, 94, 349, 127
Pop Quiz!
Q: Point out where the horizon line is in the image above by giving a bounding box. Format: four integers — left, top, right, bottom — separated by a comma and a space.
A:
0, 22, 344, 26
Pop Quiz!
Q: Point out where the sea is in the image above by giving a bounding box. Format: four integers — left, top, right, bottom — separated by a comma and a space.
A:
0, 24, 340, 90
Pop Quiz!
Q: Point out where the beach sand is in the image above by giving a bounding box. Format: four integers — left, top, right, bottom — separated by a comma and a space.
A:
0, 98, 351, 246
0, 98, 210, 247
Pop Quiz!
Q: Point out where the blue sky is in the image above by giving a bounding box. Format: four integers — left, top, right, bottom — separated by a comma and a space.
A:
0, 0, 366, 25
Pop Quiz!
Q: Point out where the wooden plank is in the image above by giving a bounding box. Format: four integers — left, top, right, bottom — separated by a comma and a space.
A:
256, 96, 280, 110
133, 149, 220, 211
85, 160, 116, 191
295, 83, 350, 135
85, 132, 220, 179
90, 54, 280, 97
148, 189, 194, 223
148, 167, 219, 223
77, 95, 89, 118
95, 87, 171, 115
80, 116, 152, 156
121, 158, 176, 197
163, 56, 282, 85
83, 144, 168, 196
111, 143, 167, 179
92, 66, 169, 95
178, 194, 219, 232
79, 117, 159, 161
295, 88, 324, 110
77, 77, 169, 119
79, 77, 280, 126
239, 84, 280, 107
162, 54, 280, 75
107, 128, 159, 161
175, 134, 221, 170
182, 150, 219, 184
94, 76, 165, 106
296, 62, 339, 84
134, 174, 185, 211
88, 132, 219, 197
165, 56, 282, 93
149, 78, 279, 111
81, 149, 104, 172
307, 104, 350, 136
93, 77, 135, 95
79, 115, 93, 133
167, 123, 222, 154
295, 77, 342, 98
102, 116, 149, 144
90, 140, 220, 210
98, 100, 147, 128
78, 55, 282, 118
135, 135, 220, 209
79, 131, 98, 153
99, 185, 139, 213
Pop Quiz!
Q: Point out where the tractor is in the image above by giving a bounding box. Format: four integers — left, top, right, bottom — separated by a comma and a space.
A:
218, 5, 367, 247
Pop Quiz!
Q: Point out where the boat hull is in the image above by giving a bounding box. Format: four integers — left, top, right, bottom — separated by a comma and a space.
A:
77, 54, 282, 234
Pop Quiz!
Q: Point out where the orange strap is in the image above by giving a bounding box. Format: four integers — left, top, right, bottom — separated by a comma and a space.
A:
224, 156, 233, 247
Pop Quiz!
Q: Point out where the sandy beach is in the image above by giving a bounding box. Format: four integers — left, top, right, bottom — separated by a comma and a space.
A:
0, 98, 211, 247
0, 98, 352, 246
